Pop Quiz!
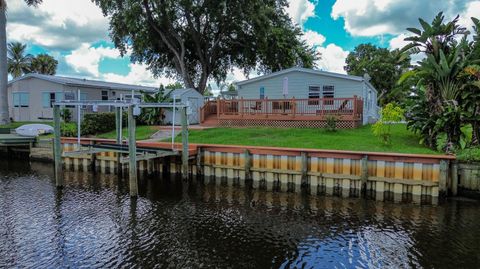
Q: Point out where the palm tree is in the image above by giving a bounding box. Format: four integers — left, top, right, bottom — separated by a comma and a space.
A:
7, 42, 33, 78
31, 54, 58, 75
0, 0, 42, 124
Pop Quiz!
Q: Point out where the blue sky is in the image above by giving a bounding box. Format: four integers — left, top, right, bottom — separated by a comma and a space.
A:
7, 0, 480, 88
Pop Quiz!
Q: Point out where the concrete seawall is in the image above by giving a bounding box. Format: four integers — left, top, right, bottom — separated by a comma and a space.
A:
60, 138, 456, 204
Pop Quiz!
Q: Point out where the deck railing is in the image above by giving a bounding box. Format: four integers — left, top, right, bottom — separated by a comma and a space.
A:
200, 100, 218, 122
200, 96, 363, 122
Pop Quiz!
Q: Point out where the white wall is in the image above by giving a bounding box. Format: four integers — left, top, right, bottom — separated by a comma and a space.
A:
7, 77, 145, 122
164, 89, 204, 125
237, 70, 364, 99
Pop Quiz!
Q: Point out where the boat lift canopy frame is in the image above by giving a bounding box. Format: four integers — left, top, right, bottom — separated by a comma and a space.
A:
52, 99, 191, 196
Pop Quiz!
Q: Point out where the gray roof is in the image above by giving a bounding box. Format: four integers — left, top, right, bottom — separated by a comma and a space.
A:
236, 67, 362, 83
8, 73, 157, 92
166, 88, 202, 97
235, 67, 378, 94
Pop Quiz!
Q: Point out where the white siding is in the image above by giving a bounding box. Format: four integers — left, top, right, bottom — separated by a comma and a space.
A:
237, 70, 364, 99
7, 77, 146, 122
164, 89, 204, 125
237, 70, 379, 124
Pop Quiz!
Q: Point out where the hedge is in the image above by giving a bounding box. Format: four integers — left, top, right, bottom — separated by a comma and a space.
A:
80, 112, 127, 135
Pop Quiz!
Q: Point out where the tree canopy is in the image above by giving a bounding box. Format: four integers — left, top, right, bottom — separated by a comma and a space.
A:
401, 12, 480, 150
93, 0, 318, 94
31, 53, 58, 75
7, 42, 58, 78
7, 42, 32, 78
344, 44, 411, 105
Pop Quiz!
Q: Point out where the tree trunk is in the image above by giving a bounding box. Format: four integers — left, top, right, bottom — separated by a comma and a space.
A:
0, 6, 9, 124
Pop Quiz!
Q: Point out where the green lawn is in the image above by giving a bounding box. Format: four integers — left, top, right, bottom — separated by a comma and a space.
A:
175, 124, 438, 155
96, 125, 158, 140
0, 121, 54, 129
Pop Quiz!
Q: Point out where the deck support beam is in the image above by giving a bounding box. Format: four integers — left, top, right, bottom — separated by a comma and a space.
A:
53, 105, 63, 188
181, 106, 189, 180
128, 105, 138, 196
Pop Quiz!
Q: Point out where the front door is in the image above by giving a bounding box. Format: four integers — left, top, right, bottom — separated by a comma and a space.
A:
187, 97, 200, 124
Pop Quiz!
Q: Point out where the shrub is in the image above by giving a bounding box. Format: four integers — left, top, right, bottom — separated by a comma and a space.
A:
81, 112, 117, 135
456, 147, 480, 162
61, 123, 77, 137
372, 103, 404, 145
325, 115, 338, 132
60, 108, 72, 123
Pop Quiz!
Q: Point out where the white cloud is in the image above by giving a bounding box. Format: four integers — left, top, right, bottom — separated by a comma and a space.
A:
459, 1, 480, 32
389, 34, 409, 50
316, 44, 349, 74
303, 30, 326, 47
102, 64, 175, 87
65, 44, 121, 77
6, 0, 108, 51
331, 0, 475, 36
286, 0, 316, 26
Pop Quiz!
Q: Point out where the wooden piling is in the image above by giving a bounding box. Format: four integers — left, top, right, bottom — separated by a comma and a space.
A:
451, 161, 458, 196
53, 105, 63, 187
128, 105, 138, 196
301, 152, 308, 186
439, 160, 448, 196
181, 106, 189, 180
360, 155, 368, 194
115, 106, 122, 174
244, 149, 251, 180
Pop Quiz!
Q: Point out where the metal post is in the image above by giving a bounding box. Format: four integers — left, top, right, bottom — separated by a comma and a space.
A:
128, 105, 138, 196
76, 89, 81, 149
181, 106, 189, 180
53, 105, 63, 187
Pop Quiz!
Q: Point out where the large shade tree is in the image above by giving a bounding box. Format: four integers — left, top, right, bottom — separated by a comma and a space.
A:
7, 42, 33, 78
0, 0, 43, 124
93, 0, 318, 94
344, 44, 411, 106
31, 53, 58, 75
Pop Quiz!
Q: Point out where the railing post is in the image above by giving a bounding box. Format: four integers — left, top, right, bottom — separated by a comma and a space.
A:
240, 97, 244, 117
264, 97, 268, 118
353, 95, 357, 120
292, 97, 296, 118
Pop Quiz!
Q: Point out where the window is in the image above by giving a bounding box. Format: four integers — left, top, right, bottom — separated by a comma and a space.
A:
323, 85, 334, 105
81, 93, 88, 109
64, 92, 76, 108
308, 86, 320, 105
42, 92, 62, 108
101, 90, 108, 100
259, 87, 265, 99
13, 93, 29, 107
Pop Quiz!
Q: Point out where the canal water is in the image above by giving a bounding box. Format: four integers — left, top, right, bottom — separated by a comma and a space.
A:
1, 160, 480, 268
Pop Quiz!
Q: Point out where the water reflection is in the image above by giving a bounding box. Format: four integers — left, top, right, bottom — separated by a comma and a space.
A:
1, 160, 480, 268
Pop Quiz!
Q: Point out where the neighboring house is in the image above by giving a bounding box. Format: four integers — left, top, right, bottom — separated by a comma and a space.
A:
7, 73, 156, 122
164, 88, 204, 125
199, 67, 379, 128
235, 67, 379, 124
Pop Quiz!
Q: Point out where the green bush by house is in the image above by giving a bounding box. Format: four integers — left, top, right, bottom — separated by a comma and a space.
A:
81, 113, 120, 135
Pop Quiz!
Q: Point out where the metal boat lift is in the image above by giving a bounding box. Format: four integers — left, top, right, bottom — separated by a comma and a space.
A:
53, 99, 190, 196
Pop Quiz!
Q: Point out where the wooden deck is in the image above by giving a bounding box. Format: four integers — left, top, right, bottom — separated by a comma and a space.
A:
200, 96, 363, 128
0, 133, 36, 146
